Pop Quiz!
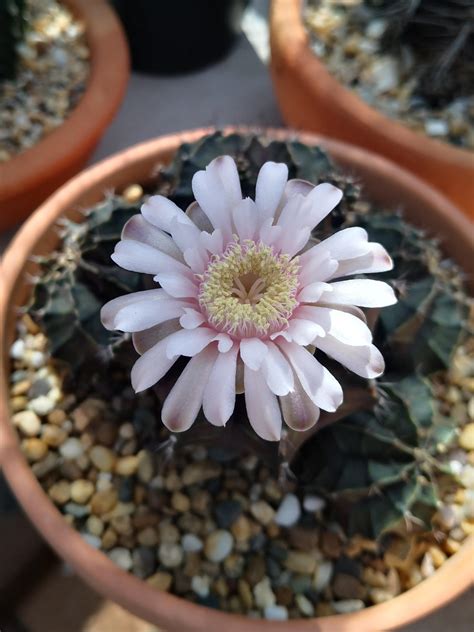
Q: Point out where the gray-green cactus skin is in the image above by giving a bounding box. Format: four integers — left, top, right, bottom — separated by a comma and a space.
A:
27, 132, 470, 538
0, 0, 26, 79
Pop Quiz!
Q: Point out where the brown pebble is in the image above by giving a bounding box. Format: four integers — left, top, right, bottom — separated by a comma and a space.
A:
115, 455, 139, 477
101, 528, 118, 549
231, 515, 252, 542
171, 491, 191, 513
238, 579, 253, 609
71, 398, 105, 431
288, 526, 319, 551
91, 489, 118, 514
147, 571, 173, 591
183, 552, 201, 578
137, 527, 158, 547
89, 446, 116, 472
275, 585, 294, 607
244, 555, 267, 586
333, 573, 367, 600
95, 421, 118, 447
48, 480, 71, 505
70, 479, 95, 504
111, 515, 133, 536
285, 551, 317, 574
47, 409, 67, 425
22, 438, 48, 462
42, 424, 67, 447
320, 531, 342, 559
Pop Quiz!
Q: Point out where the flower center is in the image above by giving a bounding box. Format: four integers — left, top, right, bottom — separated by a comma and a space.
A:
198, 240, 300, 337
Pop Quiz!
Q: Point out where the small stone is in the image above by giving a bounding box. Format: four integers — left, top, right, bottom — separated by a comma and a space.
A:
22, 438, 48, 461
48, 480, 71, 504
71, 398, 104, 431
191, 575, 211, 598
111, 515, 133, 536
420, 552, 435, 578
182, 462, 221, 486
250, 501, 275, 526
214, 500, 242, 528
460, 465, 474, 489
191, 489, 211, 515
333, 573, 367, 600
31, 452, 59, 478
434, 504, 459, 530
444, 538, 461, 554
321, 531, 342, 559
70, 479, 94, 504
11, 379, 31, 396
158, 543, 184, 568
204, 530, 234, 563
147, 571, 173, 591
459, 424, 474, 451
115, 455, 139, 477
285, 551, 317, 574
64, 502, 90, 518
13, 410, 41, 436
82, 534, 102, 549
132, 547, 156, 578
122, 184, 143, 203
332, 599, 365, 614
425, 119, 449, 137
274, 493, 301, 527
10, 339, 26, 359
101, 528, 118, 550
428, 545, 447, 568
89, 446, 116, 472
109, 547, 133, 571
171, 491, 191, 513
254, 576, 276, 609
59, 438, 84, 460
41, 424, 67, 447
231, 515, 252, 542
275, 586, 294, 607
370, 588, 396, 604
28, 395, 55, 416
182, 533, 203, 552
48, 409, 67, 425
461, 519, 474, 536
303, 494, 326, 513
84, 515, 103, 536
288, 526, 319, 551
90, 489, 118, 515
295, 594, 314, 617
137, 526, 158, 547
159, 521, 180, 544
367, 57, 399, 94
264, 604, 288, 620
366, 19, 387, 39
245, 555, 266, 586
362, 567, 387, 589
313, 560, 333, 592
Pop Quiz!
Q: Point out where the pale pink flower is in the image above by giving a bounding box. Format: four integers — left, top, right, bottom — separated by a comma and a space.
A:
101, 156, 396, 441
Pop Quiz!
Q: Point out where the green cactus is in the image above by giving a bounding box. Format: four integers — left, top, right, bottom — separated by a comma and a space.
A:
0, 0, 26, 80
26, 131, 470, 539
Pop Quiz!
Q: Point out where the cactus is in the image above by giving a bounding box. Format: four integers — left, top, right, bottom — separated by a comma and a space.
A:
27, 132, 470, 538
0, 0, 26, 80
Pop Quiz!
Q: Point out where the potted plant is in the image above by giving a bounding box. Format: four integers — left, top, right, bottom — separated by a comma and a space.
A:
0, 0, 129, 231
1, 127, 473, 631
269, 0, 474, 219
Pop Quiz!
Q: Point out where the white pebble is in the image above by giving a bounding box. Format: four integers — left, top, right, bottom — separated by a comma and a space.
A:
81, 533, 102, 549
366, 19, 387, 39
303, 494, 326, 513
264, 605, 288, 621
449, 460, 463, 476
275, 493, 301, 527
191, 575, 210, 598
296, 594, 314, 617
13, 410, 41, 436
460, 465, 474, 489
158, 543, 184, 568
182, 533, 203, 553
109, 547, 133, 571
425, 119, 449, 137
369, 57, 399, 93
204, 530, 234, 563
332, 599, 365, 614
313, 560, 333, 592
59, 438, 84, 460
421, 552, 435, 578
253, 577, 276, 609
25, 350, 46, 368
10, 339, 25, 359
28, 395, 55, 416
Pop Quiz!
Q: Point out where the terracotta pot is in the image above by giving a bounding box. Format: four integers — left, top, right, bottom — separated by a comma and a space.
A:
1, 127, 473, 632
0, 0, 129, 231
269, 0, 474, 220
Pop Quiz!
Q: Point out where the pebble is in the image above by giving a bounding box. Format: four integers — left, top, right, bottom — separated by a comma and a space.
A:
158, 543, 184, 569
159, 522, 180, 545
191, 575, 211, 598
47, 409, 67, 425
71, 398, 104, 431
231, 515, 252, 542
22, 438, 48, 461
137, 451, 154, 483
123, 184, 144, 204
425, 119, 449, 137
459, 424, 474, 451
285, 551, 317, 575
41, 424, 67, 447
332, 599, 365, 614
147, 572, 173, 591
86, 515, 104, 537
295, 594, 314, 617
70, 479, 94, 504
250, 501, 275, 526
420, 552, 435, 578
48, 480, 71, 504
13, 410, 41, 436
204, 530, 234, 563
28, 395, 55, 416
264, 605, 289, 620
115, 455, 139, 477
90, 446, 116, 472
333, 573, 367, 600
253, 577, 276, 609
137, 527, 158, 547
82, 533, 102, 549
90, 489, 118, 515
109, 547, 133, 571
59, 438, 84, 460
182, 533, 203, 553
10, 339, 26, 359
132, 547, 156, 578
64, 502, 90, 518
313, 560, 333, 592
214, 500, 242, 528
171, 491, 191, 513
274, 493, 301, 527
303, 494, 326, 513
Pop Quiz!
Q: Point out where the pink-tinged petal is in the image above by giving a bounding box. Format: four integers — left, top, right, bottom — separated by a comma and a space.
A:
208, 155, 242, 206
276, 193, 305, 229
262, 341, 294, 396
122, 215, 183, 260
131, 336, 178, 393
183, 247, 209, 274
232, 198, 258, 241
165, 327, 217, 359
278, 340, 343, 412
199, 229, 224, 255
162, 346, 219, 432
259, 217, 283, 247
142, 195, 194, 232
203, 345, 238, 426
240, 338, 269, 370
301, 183, 343, 230
244, 366, 282, 441
299, 250, 339, 286
114, 298, 188, 332
185, 201, 213, 232
132, 320, 181, 354
300, 227, 370, 266
280, 375, 320, 431
180, 308, 206, 329
101, 289, 166, 330
255, 162, 288, 221
328, 243, 393, 280
321, 279, 397, 307
284, 179, 314, 199
112, 240, 190, 276
154, 272, 199, 298
317, 335, 385, 378
317, 302, 367, 323
284, 318, 326, 345
277, 226, 312, 258
215, 334, 233, 353
298, 306, 372, 346
297, 281, 332, 303
168, 217, 201, 253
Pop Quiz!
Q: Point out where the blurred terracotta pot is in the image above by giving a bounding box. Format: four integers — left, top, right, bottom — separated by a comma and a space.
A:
269, 0, 474, 219
0, 0, 129, 231
1, 127, 473, 632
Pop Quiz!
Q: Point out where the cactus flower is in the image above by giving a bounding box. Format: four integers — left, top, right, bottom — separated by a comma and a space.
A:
101, 156, 396, 440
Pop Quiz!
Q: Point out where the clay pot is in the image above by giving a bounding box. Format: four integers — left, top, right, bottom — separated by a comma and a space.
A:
1, 127, 473, 631
269, 0, 474, 219
0, 0, 129, 231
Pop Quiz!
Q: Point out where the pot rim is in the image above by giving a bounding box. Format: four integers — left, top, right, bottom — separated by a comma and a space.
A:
0, 0, 129, 203
1, 126, 473, 632
270, 0, 473, 168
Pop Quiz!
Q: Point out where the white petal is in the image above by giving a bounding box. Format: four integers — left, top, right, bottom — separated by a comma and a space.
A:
179, 308, 206, 329
299, 250, 339, 286
278, 340, 343, 412
215, 334, 233, 353
162, 346, 219, 432
131, 336, 178, 393
255, 162, 288, 221
262, 342, 294, 396
209, 155, 242, 206
244, 366, 282, 441
317, 302, 367, 323
132, 320, 181, 354
199, 229, 224, 255
232, 198, 258, 241
114, 298, 187, 332
166, 327, 217, 359
185, 201, 213, 232
112, 240, 190, 276
240, 338, 269, 370
121, 215, 183, 260
277, 226, 312, 258
316, 335, 385, 378
168, 217, 202, 253
142, 195, 194, 232
298, 306, 372, 346
297, 281, 332, 303
284, 179, 314, 200
101, 289, 166, 330
301, 183, 343, 230
154, 272, 199, 298
321, 279, 397, 307
280, 375, 320, 431
203, 345, 238, 426
328, 243, 393, 280
259, 217, 283, 247
284, 317, 326, 345
300, 227, 370, 268
183, 247, 208, 274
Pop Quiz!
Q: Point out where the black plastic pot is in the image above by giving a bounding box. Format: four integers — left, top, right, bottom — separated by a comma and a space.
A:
112, 0, 248, 75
